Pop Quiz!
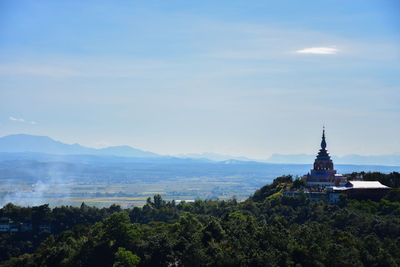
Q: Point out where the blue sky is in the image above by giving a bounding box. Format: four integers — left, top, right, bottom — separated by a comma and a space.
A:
1, 0, 399, 159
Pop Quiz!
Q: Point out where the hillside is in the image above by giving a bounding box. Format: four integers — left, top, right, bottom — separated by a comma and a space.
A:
1, 172, 399, 266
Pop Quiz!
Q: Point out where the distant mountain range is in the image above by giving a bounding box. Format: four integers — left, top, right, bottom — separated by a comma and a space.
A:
0, 134, 399, 166
267, 153, 400, 166
0, 134, 159, 158
176, 152, 253, 162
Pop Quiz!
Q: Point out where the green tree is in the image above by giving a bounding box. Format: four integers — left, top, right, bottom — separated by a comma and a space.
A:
292, 178, 306, 189
113, 247, 140, 267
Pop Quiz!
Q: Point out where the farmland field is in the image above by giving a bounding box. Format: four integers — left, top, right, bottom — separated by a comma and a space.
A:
0, 176, 270, 207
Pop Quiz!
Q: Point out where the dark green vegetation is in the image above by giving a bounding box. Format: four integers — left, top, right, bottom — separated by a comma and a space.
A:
1, 172, 400, 267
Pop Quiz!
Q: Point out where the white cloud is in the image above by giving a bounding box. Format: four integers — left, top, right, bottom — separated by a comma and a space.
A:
296, 47, 339, 55
9, 116, 25, 122
9, 116, 37, 125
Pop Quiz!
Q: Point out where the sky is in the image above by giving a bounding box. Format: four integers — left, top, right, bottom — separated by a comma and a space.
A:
0, 0, 399, 159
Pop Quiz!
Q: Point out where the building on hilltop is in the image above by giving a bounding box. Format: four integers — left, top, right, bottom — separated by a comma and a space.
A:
327, 180, 391, 202
303, 128, 347, 187
284, 128, 391, 203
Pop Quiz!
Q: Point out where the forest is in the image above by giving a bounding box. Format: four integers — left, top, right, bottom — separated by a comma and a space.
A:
0, 172, 399, 266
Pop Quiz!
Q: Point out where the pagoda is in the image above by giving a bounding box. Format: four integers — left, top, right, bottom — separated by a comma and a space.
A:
303, 128, 347, 187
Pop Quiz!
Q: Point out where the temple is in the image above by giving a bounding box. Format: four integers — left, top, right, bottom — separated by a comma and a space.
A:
303, 128, 347, 187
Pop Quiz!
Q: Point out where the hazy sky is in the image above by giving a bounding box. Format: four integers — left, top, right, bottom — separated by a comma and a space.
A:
1, 0, 399, 159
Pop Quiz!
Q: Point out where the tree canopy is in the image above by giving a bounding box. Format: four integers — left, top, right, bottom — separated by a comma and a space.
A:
1, 172, 400, 266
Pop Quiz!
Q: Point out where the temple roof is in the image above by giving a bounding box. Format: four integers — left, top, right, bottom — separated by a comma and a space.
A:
331, 181, 390, 190
315, 127, 331, 161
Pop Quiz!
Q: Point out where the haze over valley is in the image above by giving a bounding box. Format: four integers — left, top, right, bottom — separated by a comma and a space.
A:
1, 134, 398, 207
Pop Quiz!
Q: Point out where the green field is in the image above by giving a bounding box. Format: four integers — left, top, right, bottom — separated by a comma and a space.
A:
0, 176, 267, 207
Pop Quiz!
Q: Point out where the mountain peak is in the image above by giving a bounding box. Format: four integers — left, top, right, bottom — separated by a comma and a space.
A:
0, 134, 159, 158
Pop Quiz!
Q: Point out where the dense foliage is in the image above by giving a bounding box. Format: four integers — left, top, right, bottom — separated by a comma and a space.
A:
1, 172, 399, 266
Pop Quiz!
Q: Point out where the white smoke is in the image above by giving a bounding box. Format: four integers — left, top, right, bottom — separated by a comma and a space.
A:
0, 162, 74, 207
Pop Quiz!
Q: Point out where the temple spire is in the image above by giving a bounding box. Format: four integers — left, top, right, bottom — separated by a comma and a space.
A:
303, 128, 346, 187
321, 126, 327, 150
